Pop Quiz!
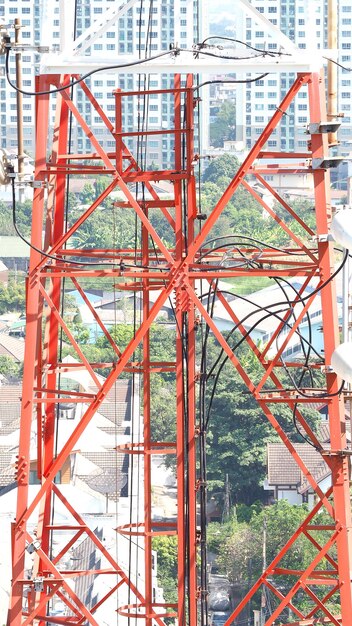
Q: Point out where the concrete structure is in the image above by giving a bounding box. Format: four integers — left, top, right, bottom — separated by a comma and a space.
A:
207, 0, 352, 181
0, 0, 202, 168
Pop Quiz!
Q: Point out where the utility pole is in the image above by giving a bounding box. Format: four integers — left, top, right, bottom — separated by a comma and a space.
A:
327, 0, 338, 146
14, 18, 25, 202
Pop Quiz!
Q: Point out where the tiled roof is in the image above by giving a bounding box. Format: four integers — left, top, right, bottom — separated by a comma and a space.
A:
0, 335, 25, 361
267, 442, 328, 487
0, 385, 22, 436
0, 236, 29, 258
97, 401, 131, 422
76, 380, 132, 498
0, 385, 22, 402
77, 452, 129, 500
0, 446, 14, 487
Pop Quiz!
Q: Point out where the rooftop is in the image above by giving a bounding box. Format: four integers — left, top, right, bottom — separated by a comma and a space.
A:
0, 236, 30, 258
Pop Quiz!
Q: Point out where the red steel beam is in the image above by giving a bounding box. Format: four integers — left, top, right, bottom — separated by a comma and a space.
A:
8, 70, 352, 626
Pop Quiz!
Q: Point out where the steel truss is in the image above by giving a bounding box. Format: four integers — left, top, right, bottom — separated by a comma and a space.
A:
7, 71, 352, 626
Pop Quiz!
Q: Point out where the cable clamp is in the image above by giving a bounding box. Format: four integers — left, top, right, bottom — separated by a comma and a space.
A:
29, 180, 46, 189
276, 106, 288, 116
312, 233, 334, 243
320, 365, 334, 374
26, 539, 41, 554
32, 576, 45, 592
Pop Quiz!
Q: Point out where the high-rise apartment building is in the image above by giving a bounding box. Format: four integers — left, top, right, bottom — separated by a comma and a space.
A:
216, 0, 351, 169
0, 0, 201, 168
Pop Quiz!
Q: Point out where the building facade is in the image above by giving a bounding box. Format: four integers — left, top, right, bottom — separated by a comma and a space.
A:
0, 0, 202, 168
209, 0, 351, 179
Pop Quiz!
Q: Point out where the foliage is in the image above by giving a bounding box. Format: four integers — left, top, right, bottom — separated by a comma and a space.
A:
201, 154, 315, 246
202, 154, 240, 184
210, 101, 236, 148
152, 536, 178, 608
210, 501, 340, 615
200, 337, 320, 503
0, 355, 23, 382
0, 199, 32, 237
0, 280, 26, 315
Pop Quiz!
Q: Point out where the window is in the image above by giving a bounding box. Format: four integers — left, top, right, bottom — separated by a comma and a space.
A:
268, 6, 277, 12
107, 44, 115, 50
342, 43, 351, 49
341, 92, 351, 98
94, 44, 103, 50
94, 7, 103, 12
22, 7, 30, 13
298, 104, 307, 110
342, 31, 350, 37
298, 116, 307, 123
23, 116, 32, 122
107, 31, 115, 38
268, 80, 277, 86
267, 140, 277, 147
255, 31, 264, 37
268, 92, 276, 98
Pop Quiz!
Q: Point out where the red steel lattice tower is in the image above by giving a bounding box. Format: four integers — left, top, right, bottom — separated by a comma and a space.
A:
7, 70, 352, 626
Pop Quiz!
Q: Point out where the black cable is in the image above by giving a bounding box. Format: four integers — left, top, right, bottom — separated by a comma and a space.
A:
12, 179, 171, 270
199, 36, 291, 57
194, 74, 269, 90
192, 48, 273, 61
5, 47, 181, 96
199, 235, 309, 259
199, 267, 347, 427
5, 43, 280, 99
273, 277, 314, 387
323, 55, 352, 72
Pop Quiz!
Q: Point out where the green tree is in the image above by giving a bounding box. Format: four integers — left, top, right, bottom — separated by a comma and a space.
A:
80, 182, 96, 205
202, 154, 240, 184
210, 101, 236, 148
152, 536, 178, 608
0, 355, 23, 381
0, 280, 26, 315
